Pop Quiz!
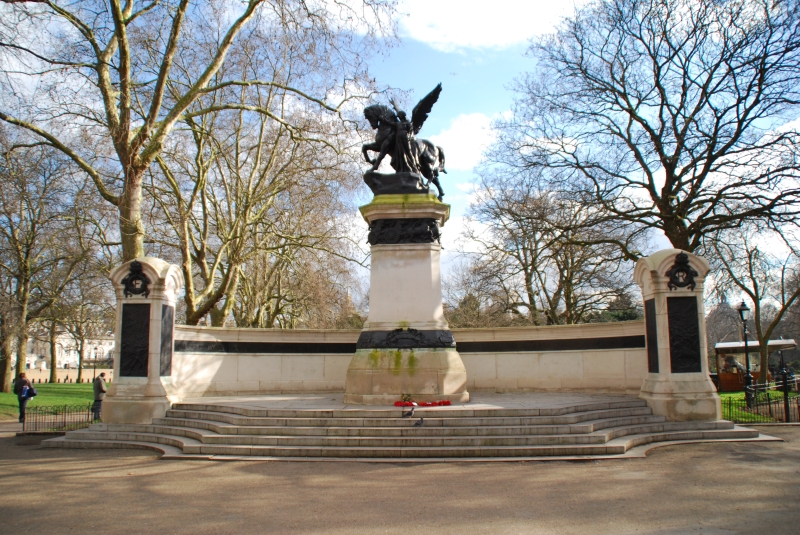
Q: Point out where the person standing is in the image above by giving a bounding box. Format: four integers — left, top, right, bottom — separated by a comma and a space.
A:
92, 373, 107, 420
13, 372, 34, 424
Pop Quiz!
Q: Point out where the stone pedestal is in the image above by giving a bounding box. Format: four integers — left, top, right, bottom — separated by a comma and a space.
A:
634, 249, 721, 421
345, 193, 469, 404
103, 257, 184, 424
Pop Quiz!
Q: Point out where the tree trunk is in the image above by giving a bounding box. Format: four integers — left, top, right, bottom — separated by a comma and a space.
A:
15, 331, 27, 377
14, 285, 29, 378
49, 322, 58, 383
210, 270, 241, 327
0, 335, 14, 393
662, 217, 692, 252
119, 172, 145, 262
77, 337, 85, 383
758, 346, 770, 386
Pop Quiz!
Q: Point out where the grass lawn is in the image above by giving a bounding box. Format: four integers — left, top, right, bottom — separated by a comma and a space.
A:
0, 383, 95, 420
719, 390, 798, 401
720, 389, 798, 423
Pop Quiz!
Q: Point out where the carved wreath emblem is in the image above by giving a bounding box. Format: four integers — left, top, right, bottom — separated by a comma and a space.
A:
121, 260, 151, 298
367, 218, 441, 245
665, 252, 698, 291
356, 328, 457, 349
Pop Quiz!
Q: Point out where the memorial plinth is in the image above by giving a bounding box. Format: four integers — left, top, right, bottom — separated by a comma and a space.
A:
103, 257, 184, 424
344, 193, 469, 404
634, 249, 720, 421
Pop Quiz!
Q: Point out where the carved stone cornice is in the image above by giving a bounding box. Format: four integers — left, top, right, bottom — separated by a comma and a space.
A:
359, 194, 450, 226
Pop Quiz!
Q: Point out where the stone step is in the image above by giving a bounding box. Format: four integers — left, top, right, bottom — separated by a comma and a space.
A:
57, 429, 621, 456
163, 406, 655, 428
156, 420, 734, 448
62, 420, 742, 452
44, 425, 765, 461
602, 420, 735, 440
60, 426, 756, 458
62, 430, 204, 452
170, 399, 648, 419
151, 414, 666, 437
43, 435, 189, 457
605, 427, 760, 450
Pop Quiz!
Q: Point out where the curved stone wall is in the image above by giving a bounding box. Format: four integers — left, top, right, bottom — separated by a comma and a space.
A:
167, 321, 648, 398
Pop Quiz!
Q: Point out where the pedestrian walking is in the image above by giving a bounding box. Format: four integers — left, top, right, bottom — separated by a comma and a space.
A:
13, 372, 35, 424
93, 373, 107, 420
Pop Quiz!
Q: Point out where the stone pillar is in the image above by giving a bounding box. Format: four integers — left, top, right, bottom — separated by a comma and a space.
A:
344, 194, 470, 404
103, 257, 184, 424
634, 249, 721, 421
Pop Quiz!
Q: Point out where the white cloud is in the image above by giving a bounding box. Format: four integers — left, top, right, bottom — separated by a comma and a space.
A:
398, 0, 588, 52
776, 116, 800, 133
454, 182, 476, 192
429, 113, 495, 171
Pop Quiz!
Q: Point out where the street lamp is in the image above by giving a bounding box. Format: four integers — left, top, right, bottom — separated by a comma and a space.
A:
736, 301, 754, 408
778, 337, 791, 423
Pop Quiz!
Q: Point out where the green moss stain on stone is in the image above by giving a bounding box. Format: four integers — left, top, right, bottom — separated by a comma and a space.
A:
392, 350, 403, 375
408, 350, 417, 376
369, 349, 380, 368
363, 193, 439, 207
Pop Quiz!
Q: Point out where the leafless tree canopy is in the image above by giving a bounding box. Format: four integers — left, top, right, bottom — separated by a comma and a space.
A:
0, 0, 397, 260
455, 169, 640, 326
0, 134, 106, 392
707, 225, 800, 383
490, 0, 800, 256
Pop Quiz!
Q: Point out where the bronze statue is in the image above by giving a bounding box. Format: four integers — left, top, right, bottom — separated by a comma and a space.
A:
362, 84, 447, 200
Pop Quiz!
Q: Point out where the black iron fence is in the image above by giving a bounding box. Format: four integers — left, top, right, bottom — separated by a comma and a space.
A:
23, 404, 98, 433
722, 378, 800, 424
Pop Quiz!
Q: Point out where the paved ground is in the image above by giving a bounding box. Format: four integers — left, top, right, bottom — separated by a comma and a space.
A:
0, 422, 798, 535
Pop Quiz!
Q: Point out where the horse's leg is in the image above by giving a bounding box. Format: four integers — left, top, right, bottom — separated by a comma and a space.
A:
370, 136, 395, 171
414, 140, 433, 184
424, 145, 445, 199
430, 176, 444, 200
363, 142, 379, 165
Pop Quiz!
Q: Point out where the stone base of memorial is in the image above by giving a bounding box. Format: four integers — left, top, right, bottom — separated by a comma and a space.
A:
634, 249, 720, 421
103, 257, 184, 424
344, 188, 469, 404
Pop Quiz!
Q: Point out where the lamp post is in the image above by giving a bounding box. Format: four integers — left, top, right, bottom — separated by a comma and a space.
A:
736, 301, 754, 409
778, 337, 791, 423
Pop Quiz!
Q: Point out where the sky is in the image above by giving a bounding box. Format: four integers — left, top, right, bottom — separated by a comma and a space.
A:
362, 0, 589, 270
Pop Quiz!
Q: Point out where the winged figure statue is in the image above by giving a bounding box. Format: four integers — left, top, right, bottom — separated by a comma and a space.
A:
362, 84, 447, 200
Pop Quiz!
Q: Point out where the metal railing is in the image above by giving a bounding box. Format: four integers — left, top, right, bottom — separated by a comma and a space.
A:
722, 378, 799, 424
22, 404, 98, 433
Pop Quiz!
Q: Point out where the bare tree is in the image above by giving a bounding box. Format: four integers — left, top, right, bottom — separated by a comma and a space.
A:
463, 170, 639, 325
231, 202, 366, 329
709, 227, 800, 384
0, 142, 92, 391
491, 0, 800, 256
442, 260, 527, 328
57, 274, 115, 383
0, 0, 396, 261
146, 84, 364, 325
704, 298, 745, 372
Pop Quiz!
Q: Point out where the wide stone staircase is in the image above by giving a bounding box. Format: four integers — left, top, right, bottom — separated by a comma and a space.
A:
43, 398, 764, 461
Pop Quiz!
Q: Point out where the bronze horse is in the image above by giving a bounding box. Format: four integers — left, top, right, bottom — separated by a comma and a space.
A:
361, 87, 447, 200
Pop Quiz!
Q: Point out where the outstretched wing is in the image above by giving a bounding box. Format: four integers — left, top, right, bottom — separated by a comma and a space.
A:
410, 83, 442, 135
